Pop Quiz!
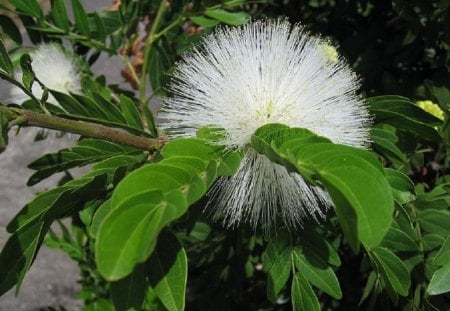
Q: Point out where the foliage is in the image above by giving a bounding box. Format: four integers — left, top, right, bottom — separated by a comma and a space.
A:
0, 0, 449, 310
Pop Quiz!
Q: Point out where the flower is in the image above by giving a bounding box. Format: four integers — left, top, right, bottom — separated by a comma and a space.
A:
8, 43, 82, 107
416, 100, 445, 121
159, 20, 371, 231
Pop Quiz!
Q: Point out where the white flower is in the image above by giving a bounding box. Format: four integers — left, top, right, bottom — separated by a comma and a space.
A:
159, 20, 371, 231
9, 43, 82, 107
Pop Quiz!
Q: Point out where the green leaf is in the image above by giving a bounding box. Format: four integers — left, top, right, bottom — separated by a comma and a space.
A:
433, 236, 450, 266
262, 234, 291, 301
427, 262, 450, 295
252, 124, 394, 249
205, 9, 250, 25
0, 221, 47, 296
293, 249, 342, 299
0, 15, 22, 44
20, 54, 34, 90
27, 138, 140, 185
367, 96, 442, 142
84, 298, 115, 311
370, 247, 411, 296
9, 0, 43, 18
148, 231, 187, 311
380, 227, 418, 252
119, 94, 143, 130
0, 109, 9, 152
110, 264, 146, 311
90, 13, 106, 42
417, 209, 450, 236
371, 128, 406, 164
299, 227, 341, 267
95, 138, 239, 280
0, 38, 13, 75
291, 272, 320, 311
51, 0, 70, 32
190, 16, 220, 27
142, 104, 157, 137
71, 0, 90, 36
90, 199, 113, 237
8, 155, 139, 233
148, 43, 171, 96
385, 169, 416, 204
95, 190, 185, 280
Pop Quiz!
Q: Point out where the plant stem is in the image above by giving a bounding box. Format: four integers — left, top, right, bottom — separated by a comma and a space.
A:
139, 0, 169, 104
0, 105, 162, 152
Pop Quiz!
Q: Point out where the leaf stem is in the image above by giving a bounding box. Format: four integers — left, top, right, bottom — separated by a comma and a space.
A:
139, 0, 169, 104
0, 105, 162, 152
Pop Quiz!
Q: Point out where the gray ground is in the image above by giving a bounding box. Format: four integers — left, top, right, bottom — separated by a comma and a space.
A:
0, 0, 138, 310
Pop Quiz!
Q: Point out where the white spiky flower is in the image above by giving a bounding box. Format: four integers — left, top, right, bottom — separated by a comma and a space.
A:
159, 20, 371, 231
9, 43, 82, 106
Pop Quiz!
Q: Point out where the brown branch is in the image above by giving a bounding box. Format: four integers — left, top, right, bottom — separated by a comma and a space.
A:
1, 106, 162, 152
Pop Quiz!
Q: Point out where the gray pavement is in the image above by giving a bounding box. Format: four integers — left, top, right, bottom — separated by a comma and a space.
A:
0, 1, 134, 310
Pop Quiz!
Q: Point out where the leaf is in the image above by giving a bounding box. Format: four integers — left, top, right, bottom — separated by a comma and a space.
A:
0, 15, 22, 44
119, 94, 143, 130
433, 236, 450, 266
110, 264, 146, 311
262, 234, 291, 301
385, 169, 416, 204
0, 38, 13, 75
148, 231, 187, 311
417, 209, 450, 236
0, 221, 47, 296
142, 104, 157, 137
90, 199, 113, 237
299, 227, 341, 267
427, 262, 450, 295
371, 128, 406, 164
84, 298, 115, 311
90, 13, 106, 42
72, 0, 90, 36
0, 109, 9, 152
367, 96, 442, 142
205, 9, 250, 25
96, 138, 240, 280
9, 0, 43, 18
95, 190, 184, 280
190, 16, 220, 27
148, 43, 171, 96
370, 247, 411, 296
20, 54, 34, 90
51, 0, 70, 32
251, 124, 394, 249
380, 227, 418, 252
27, 138, 139, 185
293, 249, 342, 299
291, 272, 320, 311
8, 155, 140, 233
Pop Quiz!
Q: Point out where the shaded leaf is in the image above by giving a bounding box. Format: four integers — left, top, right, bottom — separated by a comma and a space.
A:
428, 262, 450, 295
262, 234, 291, 301
110, 264, 146, 311
293, 249, 342, 299
72, 0, 90, 36
0, 15, 22, 44
371, 247, 411, 296
291, 272, 320, 311
205, 9, 250, 25
148, 231, 187, 311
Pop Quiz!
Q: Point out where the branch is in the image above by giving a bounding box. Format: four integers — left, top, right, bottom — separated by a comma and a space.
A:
1, 105, 162, 152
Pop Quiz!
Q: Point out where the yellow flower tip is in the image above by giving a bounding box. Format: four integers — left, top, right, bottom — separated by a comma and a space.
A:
416, 100, 445, 120
320, 42, 339, 63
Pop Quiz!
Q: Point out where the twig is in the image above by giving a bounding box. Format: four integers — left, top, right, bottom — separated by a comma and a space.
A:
0, 105, 162, 152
